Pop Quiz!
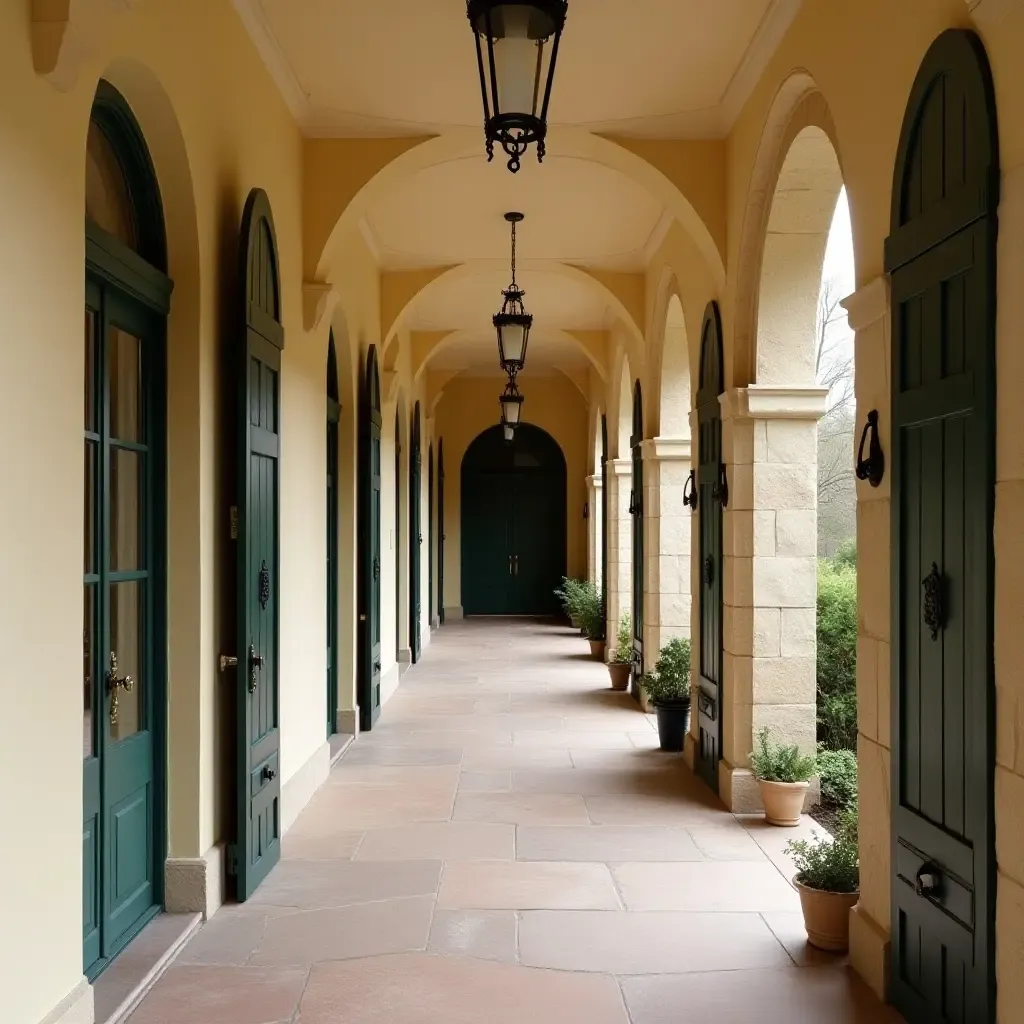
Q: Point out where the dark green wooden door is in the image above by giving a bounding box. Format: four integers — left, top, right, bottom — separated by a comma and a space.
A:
887, 30, 998, 1024
429, 444, 435, 625
410, 403, 422, 661
631, 383, 644, 693
601, 415, 609, 638
360, 347, 383, 730
395, 409, 401, 660
83, 267, 168, 975
326, 335, 340, 737
695, 301, 725, 793
461, 425, 566, 616
438, 441, 446, 624
233, 189, 283, 900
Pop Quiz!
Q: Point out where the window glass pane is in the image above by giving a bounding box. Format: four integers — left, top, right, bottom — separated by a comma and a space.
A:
84, 586, 95, 758
110, 448, 141, 571
109, 581, 143, 741
85, 442, 96, 573
108, 328, 142, 442
85, 121, 136, 250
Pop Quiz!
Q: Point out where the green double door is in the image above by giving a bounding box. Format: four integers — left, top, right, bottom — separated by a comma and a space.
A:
409, 403, 422, 661
359, 347, 383, 731
83, 265, 167, 976
462, 469, 565, 617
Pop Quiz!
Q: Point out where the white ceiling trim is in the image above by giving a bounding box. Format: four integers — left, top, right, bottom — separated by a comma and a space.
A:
234, 0, 804, 140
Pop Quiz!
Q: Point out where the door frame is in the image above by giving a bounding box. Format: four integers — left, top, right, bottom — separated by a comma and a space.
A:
83, 80, 172, 977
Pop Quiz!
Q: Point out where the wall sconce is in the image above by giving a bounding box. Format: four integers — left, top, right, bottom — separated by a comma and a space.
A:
855, 409, 885, 487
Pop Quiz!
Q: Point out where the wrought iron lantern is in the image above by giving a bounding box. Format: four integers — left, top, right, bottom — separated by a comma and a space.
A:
494, 212, 532, 374
499, 376, 524, 428
503, 423, 516, 443
467, 0, 568, 173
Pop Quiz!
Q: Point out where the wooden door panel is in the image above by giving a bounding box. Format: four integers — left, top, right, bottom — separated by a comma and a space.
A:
360, 347, 383, 730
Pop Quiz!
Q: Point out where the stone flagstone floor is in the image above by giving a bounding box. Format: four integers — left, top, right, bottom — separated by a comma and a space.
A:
128, 618, 901, 1023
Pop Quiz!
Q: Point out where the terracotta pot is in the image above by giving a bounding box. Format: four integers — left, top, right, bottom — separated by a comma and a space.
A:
794, 879, 859, 952
607, 661, 631, 690
589, 639, 606, 661
758, 779, 810, 826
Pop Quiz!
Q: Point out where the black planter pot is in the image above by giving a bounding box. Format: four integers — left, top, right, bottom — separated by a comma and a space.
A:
654, 701, 691, 752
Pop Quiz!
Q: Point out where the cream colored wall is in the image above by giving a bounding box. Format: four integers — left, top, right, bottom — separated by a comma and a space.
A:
435, 374, 589, 613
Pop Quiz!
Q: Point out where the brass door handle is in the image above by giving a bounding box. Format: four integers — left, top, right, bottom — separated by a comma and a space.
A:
106, 651, 134, 726
219, 654, 238, 672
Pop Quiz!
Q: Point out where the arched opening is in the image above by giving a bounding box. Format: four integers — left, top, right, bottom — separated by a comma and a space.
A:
460, 424, 567, 616
83, 80, 172, 974
659, 294, 691, 437
326, 333, 340, 737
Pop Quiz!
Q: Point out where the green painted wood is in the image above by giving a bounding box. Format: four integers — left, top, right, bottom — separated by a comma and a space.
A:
600, 414, 609, 640
83, 83, 169, 979
234, 188, 283, 901
695, 301, 725, 794
359, 347, 383, 730
326, 334, 340, 737
395, 409, 402, 660
630, 383, 644, 695
460, 425, 567, 617
429, 444, 435, 625
438, 441, 446, 624
410, 403, 423, 662
887, 29, 998, 1024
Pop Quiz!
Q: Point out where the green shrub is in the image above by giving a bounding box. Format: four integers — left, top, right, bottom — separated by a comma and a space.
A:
785, 803, 859, 893
554, 577, 587, 621
817, 746, 858, 808
577, 583, 604, 641
817, 558, 858, 750
610, 613, 632, 663
641, 637, 691, 706
749, 727, 817, 783
832, 539, 857, 570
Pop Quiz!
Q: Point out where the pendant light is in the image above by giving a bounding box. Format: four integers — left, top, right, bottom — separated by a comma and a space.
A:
499, 376, 524, 428
467, 0, 569, 173
494, 212, 532, 375
503, 423, 516, 443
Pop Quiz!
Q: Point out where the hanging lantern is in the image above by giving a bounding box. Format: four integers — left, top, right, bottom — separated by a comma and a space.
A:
499, 376, 524, 427
503, 423, 516, 443
495, 212, 532, 374
467, 0, 569, 173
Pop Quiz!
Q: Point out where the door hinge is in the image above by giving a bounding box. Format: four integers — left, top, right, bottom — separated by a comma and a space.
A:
229, 506, 239, 540
227, 843, 239, 876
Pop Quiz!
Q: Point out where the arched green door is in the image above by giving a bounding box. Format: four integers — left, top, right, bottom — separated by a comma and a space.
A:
82, 83, 172, 974
410, 403, 422, 662
461, 424, 567, 616
326, 334, 340, 737
359, 348, 383, 730
695, 301, 725, 793
438, 440, 446, 624
601, 414, 609, 636
429, 443, 435, 626
887, 29, 998, 1023
631, 382, 644, 694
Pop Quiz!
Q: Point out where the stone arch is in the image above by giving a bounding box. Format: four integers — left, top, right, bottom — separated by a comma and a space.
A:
309, 128, 726, 290
732, 73, 847, 388
648, 266, 692, 439
615, 353, 634, 461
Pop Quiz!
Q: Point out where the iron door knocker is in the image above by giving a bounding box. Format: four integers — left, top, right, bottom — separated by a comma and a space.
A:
855, 409, 885, 487
683, 469, 698, 510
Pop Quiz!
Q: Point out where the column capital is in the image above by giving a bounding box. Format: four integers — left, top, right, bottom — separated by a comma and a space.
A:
840, 275, 889, 333
720, 385, 829, 422
640, 436, 692, 462
609, 458, 632, 477
587, 474, 604, 489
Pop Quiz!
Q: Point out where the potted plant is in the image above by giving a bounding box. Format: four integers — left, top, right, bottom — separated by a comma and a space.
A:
749, 727, 817, 826
640, 638, 692, 751
554, 577, 585, 630
606, 613, 632, 690
786, 804, 860, 951
578, 583, 605, 660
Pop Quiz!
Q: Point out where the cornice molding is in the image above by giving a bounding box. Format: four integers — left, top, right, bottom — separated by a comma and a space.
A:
609, 458, 633, 476
302, 280, 338, 333
840, 276, 889, 334
640, 437, 692, 462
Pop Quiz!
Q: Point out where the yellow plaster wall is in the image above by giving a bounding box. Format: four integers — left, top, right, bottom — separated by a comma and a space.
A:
435, 374, 588, 612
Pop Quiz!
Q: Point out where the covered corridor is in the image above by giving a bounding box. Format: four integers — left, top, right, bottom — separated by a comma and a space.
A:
124, 621, 895, 1024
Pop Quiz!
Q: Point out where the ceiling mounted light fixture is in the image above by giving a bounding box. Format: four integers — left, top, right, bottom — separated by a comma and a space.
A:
499, 376, 524, 428
494, 212, 532, 375
467, 0, 568, 173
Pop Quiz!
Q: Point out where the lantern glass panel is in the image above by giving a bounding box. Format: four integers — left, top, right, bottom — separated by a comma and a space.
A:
498, 321, 527, 365
503, 424, 515, 442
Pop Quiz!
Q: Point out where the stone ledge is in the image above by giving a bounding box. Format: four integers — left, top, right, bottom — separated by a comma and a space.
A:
841, 275, 889, 332
720, 386, 829, 422
640, 436, 692, 462
608, 458, 632, 477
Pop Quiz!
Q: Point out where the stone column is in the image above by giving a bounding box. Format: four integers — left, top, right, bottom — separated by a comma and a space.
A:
842, 277, 892, 1000
587, 474, 602, 588
639, 438, 693, 666
606, 459, 632, 647
718, 385, 827, 813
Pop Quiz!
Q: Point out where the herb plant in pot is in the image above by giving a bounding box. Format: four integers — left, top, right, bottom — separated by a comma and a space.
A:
606, 613, 632, 689
641, 638, 692, 751
554, 577, 586, 630
578, 584, 605, 660
786, 805, 860, 951
749, 727, 817, 826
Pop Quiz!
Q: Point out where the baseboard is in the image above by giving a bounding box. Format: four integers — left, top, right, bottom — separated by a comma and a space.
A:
849, 903, 890, 1002
281, 740, 331, 835
380, 662, 401, 706
338, 708, 359, 735
165, 843, 226, 919
38, 978, 93, 1024
329, 732, 355, 766
443, 605, 464, 621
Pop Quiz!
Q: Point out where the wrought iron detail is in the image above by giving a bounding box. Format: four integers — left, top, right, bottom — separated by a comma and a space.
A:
698, 691, 717, 721
247, 643, 265, 694
703, 555, 715, 588
372, 556, 380, 581
628, 489, 637, 516
855, 409, 885, 487
712, 463, 729, 508
683, 469, 697, 510
922, 562, 945, 640
258, 560, 270, 609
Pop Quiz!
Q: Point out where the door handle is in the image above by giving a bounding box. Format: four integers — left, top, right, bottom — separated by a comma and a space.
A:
261, 764, 277, 783
106, 651, 134, 726
509, 555, 513, 576
915, 863, 941, 899
248, 644, 265, 694
219, 654, 238, 672
514, 555, 519, 576
373, 660, 381, 674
